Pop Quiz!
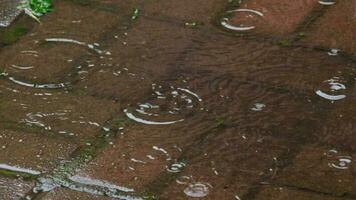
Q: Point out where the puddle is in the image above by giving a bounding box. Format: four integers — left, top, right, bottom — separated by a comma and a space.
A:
315, 77, 346, 102
124, 84, 203, 125
221, 9, 264, 31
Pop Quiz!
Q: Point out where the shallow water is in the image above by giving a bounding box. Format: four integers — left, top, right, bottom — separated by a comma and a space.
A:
0, 0, 356, 199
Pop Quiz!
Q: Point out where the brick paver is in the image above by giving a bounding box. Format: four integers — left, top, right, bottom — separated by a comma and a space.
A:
0, 0, 355, 199
302, 0, 356, 55
228, 0, 318, 36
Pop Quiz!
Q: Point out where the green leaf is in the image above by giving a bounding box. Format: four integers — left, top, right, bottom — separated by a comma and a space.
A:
29, 0, 53, 16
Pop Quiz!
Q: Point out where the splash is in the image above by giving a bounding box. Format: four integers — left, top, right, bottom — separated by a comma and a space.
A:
315, 77, 346, 101
221, 9, 264, 31
326, 150, 352, 170
124, 84, 203, 125
184, 183, 210, 198
251, 103, 266, 111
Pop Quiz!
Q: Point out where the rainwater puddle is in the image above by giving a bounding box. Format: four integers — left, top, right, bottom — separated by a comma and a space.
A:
326, 150, 352, 170
221, 9, 264, 31
315, 77, 346, 102
124, 84, 203, 125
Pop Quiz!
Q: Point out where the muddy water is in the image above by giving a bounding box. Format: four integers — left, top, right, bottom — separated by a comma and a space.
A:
0, 0, 355, 200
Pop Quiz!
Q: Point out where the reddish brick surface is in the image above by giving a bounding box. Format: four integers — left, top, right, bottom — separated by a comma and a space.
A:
228, 0, 318, 35
302, 1, 356, 54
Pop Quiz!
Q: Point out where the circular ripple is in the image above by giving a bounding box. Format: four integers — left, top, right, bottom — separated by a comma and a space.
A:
124, 84, 203, 125
221, 9, 264, 31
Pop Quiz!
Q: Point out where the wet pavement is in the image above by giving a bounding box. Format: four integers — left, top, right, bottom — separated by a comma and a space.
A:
0, 0, 355, 199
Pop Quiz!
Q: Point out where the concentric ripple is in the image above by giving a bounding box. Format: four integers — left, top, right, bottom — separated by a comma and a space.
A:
124, 84, 203, 125
315, 77, 346, 101
221, 9, 264, 31
326, 150, 352, 170
184, 183, 210, 198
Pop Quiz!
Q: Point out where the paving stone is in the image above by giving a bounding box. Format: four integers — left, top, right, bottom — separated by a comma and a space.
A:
0, 129, 77, 173
176, 33, 356, 95
158, 127, 287, 200
71, 121, 210, 192
255, 186, 351, 200
227, 0, 318, 35
314, 97, 356, 152
301, 0, 356, 55
0, 84, 120, 139
142, 0, 226, 24
0, 0, 128, 82
274, 145, 356, 197
0, 177, 34, 200
73, 17, 200, 103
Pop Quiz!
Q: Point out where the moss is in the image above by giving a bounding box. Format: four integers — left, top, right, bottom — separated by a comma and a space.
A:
0, 25, 29, 45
